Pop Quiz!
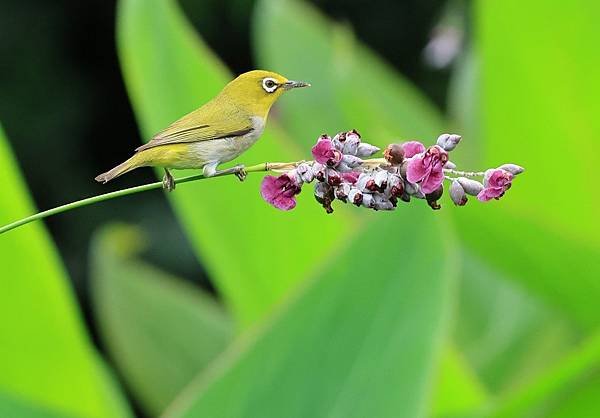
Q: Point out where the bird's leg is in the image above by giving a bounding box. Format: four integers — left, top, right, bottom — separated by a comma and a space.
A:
203, 162, 247, 182
162, 168, 176, 192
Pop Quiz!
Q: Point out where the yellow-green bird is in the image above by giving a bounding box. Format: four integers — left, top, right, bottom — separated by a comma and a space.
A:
95, 70, 310, 191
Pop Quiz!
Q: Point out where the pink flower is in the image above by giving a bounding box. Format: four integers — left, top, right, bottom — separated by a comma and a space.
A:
341, 171, 360, 184
312, 136, 343, 167
260, 173, 302, 210
406, 145, 448, 194
401, 141, 426, 158
477, 169, 513, 202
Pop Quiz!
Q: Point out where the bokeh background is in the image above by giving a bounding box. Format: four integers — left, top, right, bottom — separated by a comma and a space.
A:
1, 0, 599, 417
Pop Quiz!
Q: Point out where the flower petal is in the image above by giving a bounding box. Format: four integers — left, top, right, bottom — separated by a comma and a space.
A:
401, 141, 426, 158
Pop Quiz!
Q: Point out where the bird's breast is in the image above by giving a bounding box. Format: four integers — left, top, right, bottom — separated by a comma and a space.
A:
179, 116, 265, 168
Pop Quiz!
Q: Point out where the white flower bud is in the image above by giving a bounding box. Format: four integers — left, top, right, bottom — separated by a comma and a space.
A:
457, 177, 484, 196
436, 133, 462, 151
361, 193, 374, 208
314, 181, 330, 199
335, 183, 351, 201
450, 180, 467, 206
356, 173, 376, 193
371, 193, 395, 210
404, 181, 425, 198
374, 170, 389, 190
356, 143, 380, 157
312, 163, 326, 182
445, 161, 457, 169
296, 163, 314, 183
332, 133, 344, 151
348, 188, 363, 206
342, 133, 360, 155
497, 163, 525, 175
341, 155, 364, 169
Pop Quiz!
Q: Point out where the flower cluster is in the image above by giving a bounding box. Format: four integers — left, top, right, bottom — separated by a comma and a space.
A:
260, 130, 524, 213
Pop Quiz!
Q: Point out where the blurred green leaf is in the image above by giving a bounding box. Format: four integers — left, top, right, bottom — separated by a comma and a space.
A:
546, 374, 600, 418
163, 208, 456, 418
117, 0, 350, 327
0, 125, 131, 418
455, 253, 577, 395
486, 330, 600, 418
91, 224, 233, 416
254, 0, 445, 147
432, 346, 488, 418
456, 0, 600, 328
0, 390, 78, 418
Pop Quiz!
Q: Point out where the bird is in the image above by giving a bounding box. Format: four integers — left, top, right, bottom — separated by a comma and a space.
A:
95, 70, 310, 191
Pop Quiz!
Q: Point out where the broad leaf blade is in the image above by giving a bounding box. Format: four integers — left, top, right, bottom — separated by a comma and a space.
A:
117, 0, 350, 327
0, 125, 131, 418
91, 224, 233, 416
254, 0, 445, 147
165, 208, 456, 418
0, 390, 79, 418
455, 253, 577, 395
459, 0, 600, 328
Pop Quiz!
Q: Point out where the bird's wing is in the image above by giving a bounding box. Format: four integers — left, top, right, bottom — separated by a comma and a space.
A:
135, 104, 253, 152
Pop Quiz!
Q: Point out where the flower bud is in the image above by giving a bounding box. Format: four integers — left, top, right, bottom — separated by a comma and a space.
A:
356, 143, 380, 157
335, 183, 351, 201
295, 163, 314, 183
326, 168, 342, 186
348, 188, 363, 206
386, 174, 404, 198
341, 171, 360, 184
361, 193, 374, 208
404, 181, 424, 198
445, 161, 457, 169
312, 163, 326, 182
374, 170, 389, 191
436, 133, 462, 151
426, 185, 444, 210
341, 154, 363, 168
457, 177, 484, 196
356, 173, 375, 193
383, 143, 405, 164
371, 193, 395, 211
314, 182, 334, 213
332, 132, 346, 150
497, 163, 525, 176
342, 130, 361, 155
450, 180, 467, 206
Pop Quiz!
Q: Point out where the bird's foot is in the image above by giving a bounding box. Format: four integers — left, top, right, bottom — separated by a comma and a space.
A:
162, 169, 176, 192
234, 165, 247, 182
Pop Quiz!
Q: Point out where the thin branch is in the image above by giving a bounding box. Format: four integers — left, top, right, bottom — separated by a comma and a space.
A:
0, 162, 277, 235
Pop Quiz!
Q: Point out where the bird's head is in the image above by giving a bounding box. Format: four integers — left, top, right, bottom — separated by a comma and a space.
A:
220, 70, 310, 117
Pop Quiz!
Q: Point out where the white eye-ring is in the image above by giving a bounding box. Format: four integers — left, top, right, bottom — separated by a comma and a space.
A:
262, 77, 279, 93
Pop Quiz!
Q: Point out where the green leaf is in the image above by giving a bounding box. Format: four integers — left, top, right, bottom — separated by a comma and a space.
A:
0, 390, 78, 418
0, 125, 131, 418
432, 346, 488, 418
486, 330, 600, 418
253, 0, 445, 147
117, 0, 350, 327
455, 253, 577, 395
456, 0, 600, 328
163, 208, 456, 418
91, 224, 233, 416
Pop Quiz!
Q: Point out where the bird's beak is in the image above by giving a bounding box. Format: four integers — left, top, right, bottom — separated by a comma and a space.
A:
283, 80, 311, 90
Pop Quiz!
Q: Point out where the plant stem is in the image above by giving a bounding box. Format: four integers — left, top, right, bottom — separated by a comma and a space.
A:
443, 168, 485, 177
0, 162, 274, 235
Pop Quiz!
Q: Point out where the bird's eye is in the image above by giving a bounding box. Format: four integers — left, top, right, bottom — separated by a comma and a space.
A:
262, 78, 278, 93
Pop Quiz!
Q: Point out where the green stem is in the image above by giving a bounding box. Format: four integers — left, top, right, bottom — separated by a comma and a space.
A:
0, 162, 271, 235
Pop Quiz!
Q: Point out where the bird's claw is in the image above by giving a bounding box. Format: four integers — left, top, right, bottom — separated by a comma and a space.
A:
235, 165, 247, 182
162, 170, 176, 192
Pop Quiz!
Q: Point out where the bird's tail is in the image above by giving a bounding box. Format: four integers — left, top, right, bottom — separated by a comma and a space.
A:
95, 155, 139, 184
